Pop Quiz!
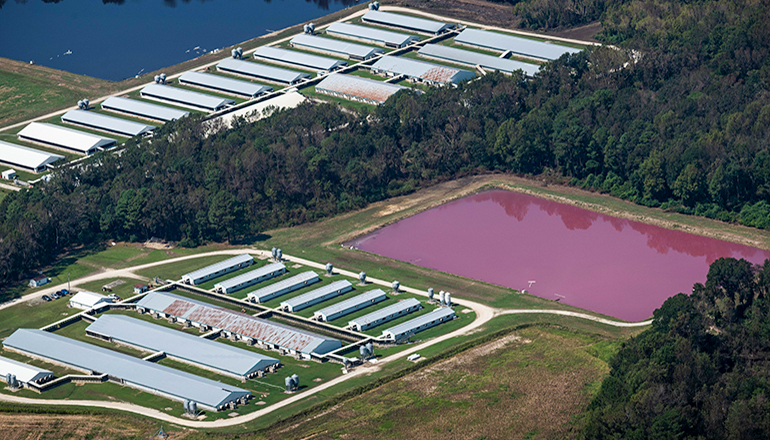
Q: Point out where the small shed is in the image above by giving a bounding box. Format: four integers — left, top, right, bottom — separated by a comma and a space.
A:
69, 291, 113, 310
134, 284, 149, 294
1, 169, 16, 180
28, 275, 49, 288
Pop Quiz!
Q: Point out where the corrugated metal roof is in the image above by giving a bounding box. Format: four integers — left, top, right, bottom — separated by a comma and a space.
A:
246, 271, 319, 303
326, 22, 419, 47
183, 254, 253, 283
290, 34, 383, 59
101, 96, 189, 122
316, 73, 407, 104
179, 71, 272, 98
3, 329, 250, 410
349, 298, 421, 328
17, 122, 116, 154
454, 28, 582, 61
85, 315, 278, 378
362, 10, 452, 34
253, 46, 347, 71
0, 140, 64, 172
70, 291, 112, 309
280, 280, 353, 311
213, 262, 285, 293
61, 110, 155, 137
418, 44, 540, 76
314, 289, 387, 321
383, 307, 455, 338
216, 58, 311, 84
136, 291, 341, 354
140, 84, 235, 111
0, 355, 52, 384
371, 55, 475, 84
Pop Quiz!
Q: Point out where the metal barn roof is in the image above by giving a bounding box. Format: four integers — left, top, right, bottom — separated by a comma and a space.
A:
246, 271, 319, 303
349, 298, 421, 329
101, 96, 189, 122
3, 329, 250, 410
314, 289, 387, 321
140, 84, 234, 111
454, 28, 582, 61
61, 110, 155, 137
216, 58, 311, 84
316, 73, 407, 104
362, 10, 453, 34
253, 46, 347, 71
136, 291, 341, 354
85, 315, 279, 378
0, 355, 52, 384
0, 140, 64, 172
382, 307, 455, 339
17, 122, 116, 155
183, 254, 254, 283
213, 262, 286, 293
371, 56, 475, 84
179, 71, 273, 98
69, 291, 112, 310
290, 34, 383, 59
280, 280, 354, 312
326, 22, 420, 47
418, 44, 540, 76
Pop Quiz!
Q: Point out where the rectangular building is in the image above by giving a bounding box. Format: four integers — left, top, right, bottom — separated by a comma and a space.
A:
85, 315, 279, 380
140, 84, 235, 112
454, 28, 582, 61
69, 291, 113, 310
348, 298, 421, 331
3, 329, 250, 411
280, 280, 353, 312
326, 22, 420, 48
247, 271, 319, 303
381, 307, 455, 341
316, 73, 409, 105
101, 96, 189, 122
371, 55, 475, 86
181, 254, 253, 285
213, 262, 286, 294
0, 140, 64, 173
0, 355, 53, 387
179, 71, 273, 98
136, 291, 342, 356
418, 44, 540, 76
253, 46, 347, 72
313, 289, 387, 322
216, 58, 311, 85
362, 10, 454, 35
290, 34, 383, 60
61, 110, 155, 137
17, 122, 116, 155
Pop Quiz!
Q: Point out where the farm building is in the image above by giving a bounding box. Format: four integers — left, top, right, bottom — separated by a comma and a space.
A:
252, 46, 347, 72
140, 84, 235, 112
290, 34, 383, 60
0, 355, 53, 388
280, 280, 353, 312
418, 44, 540, 76
246, 271, 319, 303
133, 284, 149, 294
348, 298, 422, 331
3, 329, 250, 411
371, 56, 475, 86
28, 275, 49, 288
216, 58, 311, 85
313, 289, 387, 322
0, 140, 64, 173
315, 73, 409, 105
69, 291, 113, 310
181, 254, 253, 285
17, 122, 116, 155
85, 315, 280, 380
1, 169, 15, 180
213, 262, 286, 294
326, 22, 419, 48
362, 10, 454, 35
179, 71, 273, 98
101, 96, 189, 122
381, 307, 455, 341
135, 291, 342, 356
454, 28, 582, 61
60, 110, 155, 138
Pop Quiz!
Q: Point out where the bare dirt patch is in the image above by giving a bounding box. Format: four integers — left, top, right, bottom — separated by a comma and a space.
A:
0, 413, 171, 440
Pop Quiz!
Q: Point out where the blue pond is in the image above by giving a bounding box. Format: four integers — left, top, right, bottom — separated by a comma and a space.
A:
0, 0, 354, 81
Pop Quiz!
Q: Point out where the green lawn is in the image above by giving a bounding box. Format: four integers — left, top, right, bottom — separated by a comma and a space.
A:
0, 296, 80, 339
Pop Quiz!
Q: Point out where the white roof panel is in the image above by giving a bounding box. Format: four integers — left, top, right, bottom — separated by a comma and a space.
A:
383, 307, 455, 337
280, 280, 353, 311
455, 28, 582, 61
326, 22, 419, 47
17, 122, 116, 154
253, 46, 347, 71
362, 10, 452, 34
371, 55, 475, 84
0, 140, 64, 171
61, 110, 155, 137
0, 355, 52, 383
291, 34, 383, 59
183, 254, 253, 282
350, 298, 421, 328
246, 271, 319, 302
179, 71, 272, 98
140, 84, 234, 111
314, 289, 387, 320
217, 58, 311, 84
70, 291, 111, 308
214, 262, 285, 292
316, 73, 407, 104
418, 44, 540, 76
101, 97, 189, 122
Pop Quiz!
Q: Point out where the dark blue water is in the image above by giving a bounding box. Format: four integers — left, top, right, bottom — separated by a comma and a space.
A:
0, 0, 355, 81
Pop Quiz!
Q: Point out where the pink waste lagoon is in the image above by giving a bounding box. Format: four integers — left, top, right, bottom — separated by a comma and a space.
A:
347, 190, 770, 321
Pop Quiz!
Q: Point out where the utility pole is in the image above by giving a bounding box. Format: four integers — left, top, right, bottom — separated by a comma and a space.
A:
67, 272, 70, 292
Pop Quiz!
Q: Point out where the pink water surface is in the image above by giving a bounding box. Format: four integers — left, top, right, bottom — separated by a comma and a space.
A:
348, 190, 770, 321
